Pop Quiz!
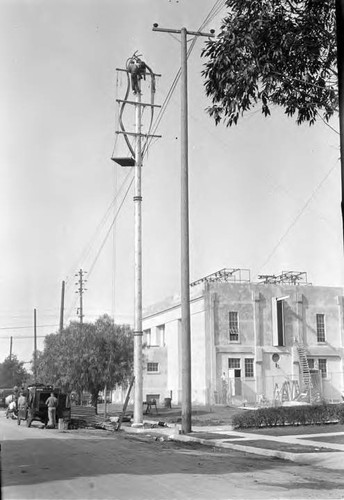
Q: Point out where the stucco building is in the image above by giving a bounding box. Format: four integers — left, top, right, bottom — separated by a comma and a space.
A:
142, 270, 344, 407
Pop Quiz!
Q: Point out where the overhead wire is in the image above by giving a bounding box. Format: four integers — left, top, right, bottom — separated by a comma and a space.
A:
254, 159, 339, 277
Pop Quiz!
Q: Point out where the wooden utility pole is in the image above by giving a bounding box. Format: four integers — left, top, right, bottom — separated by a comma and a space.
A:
335, 0, 344, 245
152, 24, 214, 434
9, 336, 12, 360
34, 308, 37, 383
59, 280, 65, 332
75, 269, 86, 325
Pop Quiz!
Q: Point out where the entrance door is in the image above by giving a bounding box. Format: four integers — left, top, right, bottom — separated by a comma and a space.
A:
234, 369, 242, 396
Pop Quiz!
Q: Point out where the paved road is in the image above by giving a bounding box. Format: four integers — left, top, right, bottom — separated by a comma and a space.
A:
1, 413, 344, 500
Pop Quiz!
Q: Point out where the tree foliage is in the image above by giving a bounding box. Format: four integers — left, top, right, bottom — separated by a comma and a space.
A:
0, 355, 29, 388
35, 315, 133, 407
202, 0, 338, 126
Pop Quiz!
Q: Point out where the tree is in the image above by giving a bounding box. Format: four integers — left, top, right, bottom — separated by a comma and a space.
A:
201, 0, 338, 126
35, 315, 133, 409
0, 355, 29, 388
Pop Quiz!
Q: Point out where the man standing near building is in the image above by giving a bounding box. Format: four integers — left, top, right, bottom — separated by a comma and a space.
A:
46, 392, 58, 429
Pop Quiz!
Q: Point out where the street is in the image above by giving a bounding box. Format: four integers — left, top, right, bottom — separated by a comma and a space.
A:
1, 413, 344, 500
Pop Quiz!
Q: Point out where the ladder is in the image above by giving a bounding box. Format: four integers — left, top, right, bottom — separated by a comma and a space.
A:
296, 344, 322, 403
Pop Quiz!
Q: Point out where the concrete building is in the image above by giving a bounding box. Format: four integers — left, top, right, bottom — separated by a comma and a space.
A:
142, 270, 344, 407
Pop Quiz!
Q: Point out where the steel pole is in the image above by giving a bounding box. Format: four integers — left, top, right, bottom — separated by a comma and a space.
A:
181, 27, 192, 434
133, 86, 143, 426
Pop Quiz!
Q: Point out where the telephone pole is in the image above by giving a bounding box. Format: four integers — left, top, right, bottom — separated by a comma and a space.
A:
75, 269, 87, 325
60, 280, 65, 332
335, 0, 344, 245
152, 24, 214, 434
34, 308, 37, 383
9, 336, 12, 360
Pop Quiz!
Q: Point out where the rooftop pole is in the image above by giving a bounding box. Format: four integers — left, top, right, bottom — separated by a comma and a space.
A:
152, 24, 214, 434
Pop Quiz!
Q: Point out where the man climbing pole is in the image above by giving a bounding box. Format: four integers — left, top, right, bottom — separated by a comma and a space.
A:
126, 52, 154, 95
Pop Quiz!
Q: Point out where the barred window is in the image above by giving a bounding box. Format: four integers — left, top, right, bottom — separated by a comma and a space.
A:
316, 314, 326, 342
147, 362, 159, 373
318, 359, 327, 378
229, 311, 239, 341
245, 359, 254, 378
228, 358, 240, 369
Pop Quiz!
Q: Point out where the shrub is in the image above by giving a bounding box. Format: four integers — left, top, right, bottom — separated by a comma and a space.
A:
232, 403, 344, 429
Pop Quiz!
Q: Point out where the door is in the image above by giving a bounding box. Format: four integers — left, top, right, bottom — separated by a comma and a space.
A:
234, 369, 242, 396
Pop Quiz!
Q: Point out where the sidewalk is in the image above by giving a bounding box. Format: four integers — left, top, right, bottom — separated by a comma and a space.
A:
123, 422, 344, 470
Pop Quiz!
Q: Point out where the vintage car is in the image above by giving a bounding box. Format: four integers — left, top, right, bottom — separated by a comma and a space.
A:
24, 384, 71, 427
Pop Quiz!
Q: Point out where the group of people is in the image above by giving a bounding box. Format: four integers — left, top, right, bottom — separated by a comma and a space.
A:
6, 386, 58, 428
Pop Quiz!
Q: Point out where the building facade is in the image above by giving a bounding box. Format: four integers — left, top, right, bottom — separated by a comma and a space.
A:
142, 276, 344, 407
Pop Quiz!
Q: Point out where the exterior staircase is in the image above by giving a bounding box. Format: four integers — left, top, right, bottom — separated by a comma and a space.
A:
296, 343, 322, 403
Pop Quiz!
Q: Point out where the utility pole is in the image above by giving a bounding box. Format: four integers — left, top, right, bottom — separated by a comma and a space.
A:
75, 269, 87, 326
9, 336, 12, 360
59, 280, 65, 332
153, 24, 214, 434
34, 308, 37, 384
112, 55, 161, 426
335, 0, 344, 246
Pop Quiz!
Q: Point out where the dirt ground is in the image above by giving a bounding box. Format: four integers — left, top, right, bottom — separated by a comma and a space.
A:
97, 403, 241, 426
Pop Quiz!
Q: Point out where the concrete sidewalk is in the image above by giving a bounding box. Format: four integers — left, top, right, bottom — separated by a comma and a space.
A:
123, 422, 344, 470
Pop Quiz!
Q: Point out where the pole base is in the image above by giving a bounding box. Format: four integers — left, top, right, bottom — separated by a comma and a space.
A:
131, 422, 144, 428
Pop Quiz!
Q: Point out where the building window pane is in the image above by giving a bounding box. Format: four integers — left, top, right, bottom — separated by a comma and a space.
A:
318, 359, 327, 378
147, 362, 159, 372
229, 312, 239, 341
245, 359, 254, 378
316, 314, 326, 342
228, 358, 240, 369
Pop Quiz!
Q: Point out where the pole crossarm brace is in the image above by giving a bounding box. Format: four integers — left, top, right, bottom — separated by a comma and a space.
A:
116, 67, 162, 77
116, 131, 162, 139
116, 98, 161, 108
152, 25, 215, 38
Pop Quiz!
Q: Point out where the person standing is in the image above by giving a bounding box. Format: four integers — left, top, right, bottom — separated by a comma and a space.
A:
46, 392, 58, 428
17, 391, 27, 425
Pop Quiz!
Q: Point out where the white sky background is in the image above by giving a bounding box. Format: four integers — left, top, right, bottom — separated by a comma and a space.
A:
0, 0, 343, 364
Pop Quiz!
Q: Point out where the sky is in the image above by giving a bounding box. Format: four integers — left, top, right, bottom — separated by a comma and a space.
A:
0, 0, 343, 365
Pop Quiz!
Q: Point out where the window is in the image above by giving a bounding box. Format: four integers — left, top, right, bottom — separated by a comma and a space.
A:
272, 297, 286, 346
307, 358, 315, 370
147, 362, 159, 373
228, 358, 240, 369
316, 314, 326, 343
245, 358, 254, 378
229, 311, 239, 341
318, 359, 327, 378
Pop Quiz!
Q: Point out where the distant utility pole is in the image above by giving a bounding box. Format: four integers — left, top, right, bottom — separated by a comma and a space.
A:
152, 24, 214, 434
75, 269, 87, 326
335, 0, 344, 246
59, 280, 65, 332
34, 308, 37, 383
112, 54, 161, 426
9, 336, 12, 360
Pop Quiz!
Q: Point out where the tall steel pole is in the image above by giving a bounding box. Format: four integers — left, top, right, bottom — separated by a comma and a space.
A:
133, 85, 143, 426
152, 24, 214, 434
